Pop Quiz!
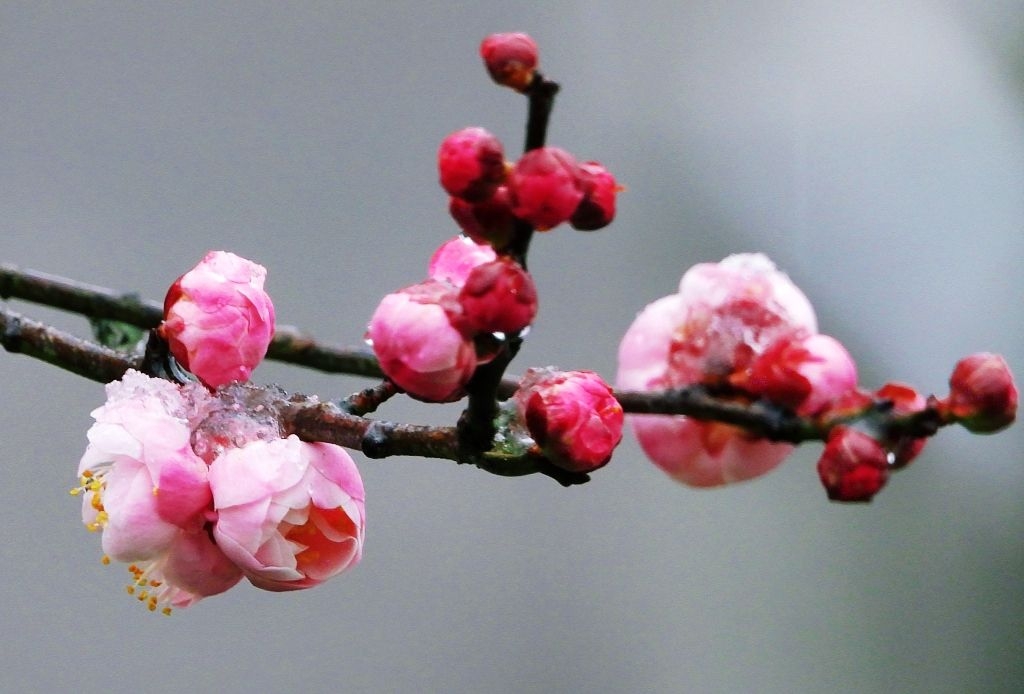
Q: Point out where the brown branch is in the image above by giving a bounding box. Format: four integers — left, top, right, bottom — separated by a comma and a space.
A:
0, 306, 140, 382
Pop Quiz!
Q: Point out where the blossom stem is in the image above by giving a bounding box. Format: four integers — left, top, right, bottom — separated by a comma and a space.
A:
0, 268, 957, 466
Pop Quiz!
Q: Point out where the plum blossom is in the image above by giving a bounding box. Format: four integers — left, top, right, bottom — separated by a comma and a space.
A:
160, 250, 276, 389
209, 436, 366, 591
74, 370, 242, 613
617, 254, 818, 487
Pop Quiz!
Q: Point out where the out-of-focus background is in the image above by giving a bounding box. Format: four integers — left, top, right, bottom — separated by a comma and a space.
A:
2, 2, 1022, 692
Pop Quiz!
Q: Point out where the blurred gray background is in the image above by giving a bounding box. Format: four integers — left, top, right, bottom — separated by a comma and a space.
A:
2, 2, 1022, 692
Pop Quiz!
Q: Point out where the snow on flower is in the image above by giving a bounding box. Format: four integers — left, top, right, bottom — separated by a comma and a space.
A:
617, 253, 817, 487
73, 370, 242, 613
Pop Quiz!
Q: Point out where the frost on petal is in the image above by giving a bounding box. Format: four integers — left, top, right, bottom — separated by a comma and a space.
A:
618, 254, 815, 487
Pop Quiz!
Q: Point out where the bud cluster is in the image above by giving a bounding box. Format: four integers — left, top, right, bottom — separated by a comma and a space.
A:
367, 236, 538, 402
439, 130, 620, 246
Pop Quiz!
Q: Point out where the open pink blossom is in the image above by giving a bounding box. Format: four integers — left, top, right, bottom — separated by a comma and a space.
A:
160, 250, 276, 389
617, 253, 817, 487
210, 436, 366, 592
427, 235, 497, 287
367, 280, 477, 402
515, 369, 624, 473
75, 370, 242, 613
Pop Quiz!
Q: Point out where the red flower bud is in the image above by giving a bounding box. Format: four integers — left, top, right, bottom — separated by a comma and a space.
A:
516, 369, 623, 473
816, 426, 890, 503
507, 147, 584, 230
480, 32, 538, 91
449, 186, 517, 249
570, 161, 619, 231
459, 258, 538, 335
875, 382, 928, 467
945, 352, 1017, 433
438, 127, 507, 202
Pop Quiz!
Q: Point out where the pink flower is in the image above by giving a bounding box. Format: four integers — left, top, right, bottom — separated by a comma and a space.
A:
515, 368, 624, 472
160, 250, 276, 389
738, 333, 858, 416
209, 436, 366, 592
617, 253, 817, 487
367, 280, 477, 402
75, 370, 242, 613
427, 235, 498, 287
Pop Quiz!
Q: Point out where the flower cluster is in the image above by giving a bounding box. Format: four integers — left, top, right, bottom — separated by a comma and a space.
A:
367, 236, 538, 402
617, 253, 1017, 502
75, 255, 365, 613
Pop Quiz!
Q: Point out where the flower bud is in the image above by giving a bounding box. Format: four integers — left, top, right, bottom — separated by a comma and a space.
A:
740, 333, 857, 416
875, 382, 928, 467
427, 235, 498, 287
210, 436, 365, 592
367, 280, 476, 402
459, 258, 538, 335
438, 127, 507, 202
816, 426, 889, 502
944, 352, 1017, 433
570, 161, 619, 231
480, 32, 538, 91
449, 186, 517, 249
160, 250, 275, 389
507, 147, 584, 230
516, 369, 623, 472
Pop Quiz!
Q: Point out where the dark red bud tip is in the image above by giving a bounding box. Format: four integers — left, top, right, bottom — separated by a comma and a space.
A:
945, 352, 1018, 433
449, 186, 516, 249
570, 161, 619, 231
817, 426, 890, 503
480, 33, 539, 92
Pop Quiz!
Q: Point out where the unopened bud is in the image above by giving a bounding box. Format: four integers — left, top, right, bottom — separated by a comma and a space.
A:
438, 127, 507, 203
816, 426, 889, 503
459, 258, 538, 335
516, 368, 623, 473
480, 32, 539, 91
944, 352, 1017, 433
507, 147, 584, 231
